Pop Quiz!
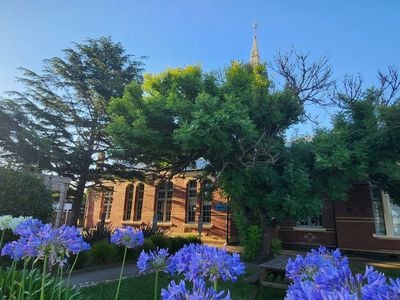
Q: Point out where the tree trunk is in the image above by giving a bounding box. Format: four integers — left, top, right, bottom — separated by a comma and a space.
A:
258, 213, 272, 260
70, 170, 89, 226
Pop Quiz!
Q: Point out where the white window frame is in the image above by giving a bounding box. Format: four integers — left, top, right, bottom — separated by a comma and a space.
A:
295, 215, 323, 229
373, 188, 400, 239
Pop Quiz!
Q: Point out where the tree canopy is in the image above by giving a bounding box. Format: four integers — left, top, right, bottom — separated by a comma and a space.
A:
107, 61, 400, 256
0, 168, 53, 221
0, 37, 144, 224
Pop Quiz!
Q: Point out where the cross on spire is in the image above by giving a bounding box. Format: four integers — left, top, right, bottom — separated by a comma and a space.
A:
253, 22, 258, 37
250, 22, 260, 67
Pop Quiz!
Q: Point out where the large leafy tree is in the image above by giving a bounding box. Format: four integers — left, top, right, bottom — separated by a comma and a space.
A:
0, 37, 143, 225
311, 87, 400, 204
107, 62, 332, 256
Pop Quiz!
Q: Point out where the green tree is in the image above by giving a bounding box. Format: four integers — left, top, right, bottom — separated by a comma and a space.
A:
0, 37, 144, 225
311, 87, 400, 204
0, 168, 53, 220
107, 62, 331, 257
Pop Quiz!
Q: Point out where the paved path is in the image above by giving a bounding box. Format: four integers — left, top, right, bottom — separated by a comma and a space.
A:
68, 263, 139, 288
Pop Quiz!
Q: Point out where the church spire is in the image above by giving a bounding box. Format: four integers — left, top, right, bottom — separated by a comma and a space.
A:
250, 22, 260, 67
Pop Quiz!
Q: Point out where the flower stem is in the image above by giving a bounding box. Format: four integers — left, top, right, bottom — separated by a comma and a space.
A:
28, 259, 38, 296
9, 261, 17, 299
65, 253, 79, 300
115, 247, 128, 300
0, 230, 5, 250
213, 279, 218, 291
154, 270, 159, 300
17, 258, 29, 300
59, 264, 64, 300
40, 255, 48, 300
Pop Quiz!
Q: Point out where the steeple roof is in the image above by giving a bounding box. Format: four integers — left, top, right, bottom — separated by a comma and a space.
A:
250, 22, 260, 67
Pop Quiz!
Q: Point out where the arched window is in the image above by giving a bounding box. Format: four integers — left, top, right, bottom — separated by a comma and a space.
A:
186, 180, 197, 223
134, 183, 145, 221
101, 188, 113, 220
156, 182, 173, 222
123, 184, 134, 221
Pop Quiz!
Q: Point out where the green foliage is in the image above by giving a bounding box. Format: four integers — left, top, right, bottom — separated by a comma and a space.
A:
138, 225, 166, 238
270, 238, 283, 257
0, 266, 83, 299
0, 168, 53, 221
180, 235, 201, 245
242, 225, 262, 261
141, 239, 156, 252
168, 236, 188, 253
311, 90, 400, 204
0, 37, 144, 225
82, 223, 113, 245
168, 235, 201, 253
88, 240, 119, 265
149, 234, 172, 250
107, 62, 400, 258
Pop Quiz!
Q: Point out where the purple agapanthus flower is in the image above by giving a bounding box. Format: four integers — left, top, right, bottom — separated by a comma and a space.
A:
58, 225, 90, 254
169, 244, 245, 284
1, 240, 25, 261
111, 226, 144, 249
161, 278, 230, 300
285, 247, 400, 300
137, 248, 172, 273
2, 219, 90, 265
14, 218, 44, 237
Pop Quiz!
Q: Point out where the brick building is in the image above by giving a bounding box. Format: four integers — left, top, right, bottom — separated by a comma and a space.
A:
84, 170, 235, 242
279, 183, 400, 254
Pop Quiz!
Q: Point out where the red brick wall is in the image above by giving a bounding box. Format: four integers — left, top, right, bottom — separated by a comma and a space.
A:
335, 183, 400, 253
278, 201, 337, 248
278, 183, 400, 254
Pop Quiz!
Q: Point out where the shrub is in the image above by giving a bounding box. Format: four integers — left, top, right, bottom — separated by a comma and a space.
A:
82, 223, 112, 245
138, 224, 165, 238
149, 234, 172, 250
270, 238, 282, 257
142, 238, 155, 251
169, 236, 188, 253
184, 235, 202, 245
0, 168, 53, 221
242, 225, 262, 261
88, 240, 118, 265
69, 251, 88, 270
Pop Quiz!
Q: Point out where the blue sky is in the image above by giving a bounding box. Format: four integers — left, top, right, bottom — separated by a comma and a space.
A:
1, 0, 399, 132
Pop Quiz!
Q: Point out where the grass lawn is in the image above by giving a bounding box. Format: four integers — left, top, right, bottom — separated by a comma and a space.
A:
80, 257, 400, 299
80, 266, 286, 300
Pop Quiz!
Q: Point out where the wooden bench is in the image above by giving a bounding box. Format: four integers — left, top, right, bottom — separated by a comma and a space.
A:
257, 255, 296, 289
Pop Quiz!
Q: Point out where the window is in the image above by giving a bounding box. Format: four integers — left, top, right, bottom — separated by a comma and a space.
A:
134, 183, 145, 221
390, 199, 400, 236
123, 185, 134, 221
297, 215, 323, 228
371, 187, 386, 235
201, 180, 213, 223
372, 186, 400, 237
101, 189, 113, 220
156, 182, 173, 222
202, 200, 212, 223
371, 187, 400, 237
186, 180, 197, 223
